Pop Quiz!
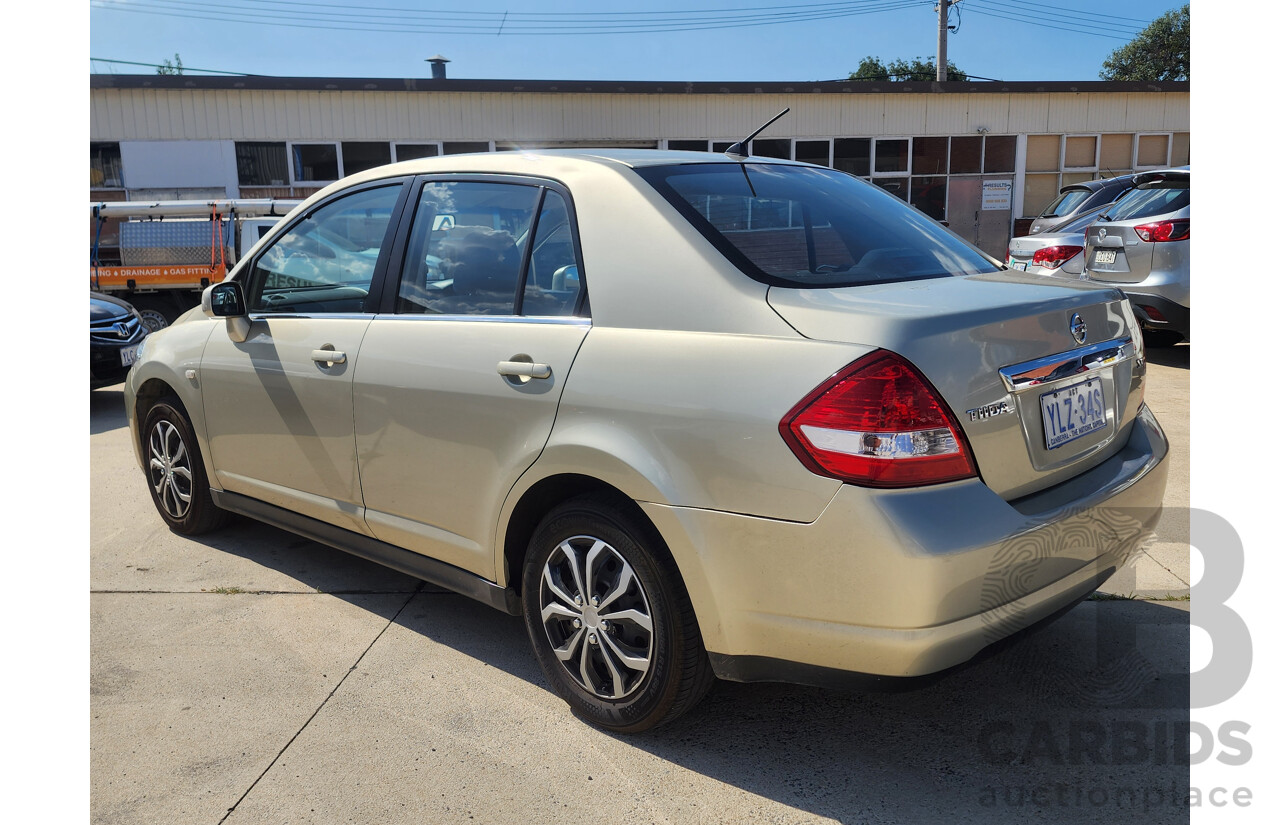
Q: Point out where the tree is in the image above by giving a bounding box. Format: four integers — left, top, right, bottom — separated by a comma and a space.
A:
1100, 5, 1188, 81
156, 53, 184, 75
849, 55, 967, 82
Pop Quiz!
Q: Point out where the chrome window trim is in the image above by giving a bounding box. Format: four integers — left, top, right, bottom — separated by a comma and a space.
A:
246, 313, 375, 322
999, 337, 1133, 392
373, 314, 591, 326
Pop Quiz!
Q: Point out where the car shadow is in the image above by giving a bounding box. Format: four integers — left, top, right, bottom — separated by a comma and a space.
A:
185, 516, 1190, 824
1145, 343, 1189, 369
91, 387, 128, 434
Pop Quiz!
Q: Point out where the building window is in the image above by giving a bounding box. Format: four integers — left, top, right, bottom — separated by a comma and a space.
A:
912, 137, 948, 175
342, 141, 392, 174
949, 136, 982, 174
394, 143, 440, 161
442, 141, 491, 155
667, 139, 710, 152
833, 138, 870, 177
236, 142, 289, 186
1099, 134, 1133, 172
1025, 135, 1061, 173
293, 143, 339, 182
983, 136, 1016, 173
91, 142, 123, 188
873, 139, 909, 174
795, 140, 830, 167
910, 176, 947, 221
1136, 134, 1171, 168
1063, 135, 1099, 170
752, 138, 791, 160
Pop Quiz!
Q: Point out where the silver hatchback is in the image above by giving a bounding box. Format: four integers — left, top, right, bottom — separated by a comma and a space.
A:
125, 150, 1167, 732
1084, 168, 1190, 344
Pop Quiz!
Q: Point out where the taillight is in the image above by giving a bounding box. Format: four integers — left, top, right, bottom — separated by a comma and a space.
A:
1030, 245, 1084, 269
779, 351, 977, 488
1134, 219, 1189, 242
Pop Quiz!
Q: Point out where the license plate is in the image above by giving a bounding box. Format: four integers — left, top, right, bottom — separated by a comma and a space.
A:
1013, 261, 1028, 271
1094, 249, 1117, 265
1040, 377, 1107, 449
120, 345, 140, 367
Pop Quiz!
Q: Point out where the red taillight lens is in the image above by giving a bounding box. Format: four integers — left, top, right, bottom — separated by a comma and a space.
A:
1133, 219, 1190, 242
779, 351, 977, 488
1030, 245, 1084, 269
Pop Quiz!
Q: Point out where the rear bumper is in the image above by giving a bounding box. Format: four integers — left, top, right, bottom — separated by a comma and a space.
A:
1125, 292, 1190, 339
642, 405, 1168, 683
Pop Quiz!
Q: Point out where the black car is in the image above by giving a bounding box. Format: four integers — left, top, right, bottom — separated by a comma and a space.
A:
1028, 174, 1136, 235
90, 292, 147, 389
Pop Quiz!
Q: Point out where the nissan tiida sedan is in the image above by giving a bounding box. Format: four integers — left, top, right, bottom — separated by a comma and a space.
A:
125, 150, 1167, 732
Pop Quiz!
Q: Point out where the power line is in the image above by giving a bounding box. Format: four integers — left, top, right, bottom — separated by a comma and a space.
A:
89, 57, 256, 76
90, 0, 931, 33
964, 0, 1145, 40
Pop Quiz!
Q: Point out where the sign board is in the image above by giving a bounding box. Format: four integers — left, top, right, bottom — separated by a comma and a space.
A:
982, 180, 1013, 211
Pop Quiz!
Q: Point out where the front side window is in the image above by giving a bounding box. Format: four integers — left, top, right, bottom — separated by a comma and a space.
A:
637, 163, 999, 288
246, 184, 401, 313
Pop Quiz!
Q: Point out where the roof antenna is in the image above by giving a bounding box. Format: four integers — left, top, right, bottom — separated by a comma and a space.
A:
724, 107, 791, 161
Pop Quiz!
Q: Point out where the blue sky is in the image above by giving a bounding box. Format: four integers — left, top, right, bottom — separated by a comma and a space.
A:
89, 0, 1185, 83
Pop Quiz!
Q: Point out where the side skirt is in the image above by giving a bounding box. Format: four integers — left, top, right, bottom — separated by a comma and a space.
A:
210, 489, 521, 616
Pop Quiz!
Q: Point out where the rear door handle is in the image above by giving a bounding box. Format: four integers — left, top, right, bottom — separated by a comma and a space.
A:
312, 349, 347, 365
497, 360, 551, 379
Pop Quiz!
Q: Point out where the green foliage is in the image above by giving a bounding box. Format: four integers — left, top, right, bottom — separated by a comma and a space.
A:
156, 53, 184, 76
849, 55, 968, 82
1100, 5, 1189, 81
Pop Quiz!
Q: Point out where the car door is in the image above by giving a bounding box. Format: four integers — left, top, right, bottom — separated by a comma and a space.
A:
354, 178, 590, 579
200, 180, 410, 533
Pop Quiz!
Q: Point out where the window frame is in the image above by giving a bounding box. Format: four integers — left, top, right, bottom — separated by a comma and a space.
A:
379, 173, 590, 319
1134, 132, 1174, 170
1060, 133, 1101, 172
240, 176, 414, 317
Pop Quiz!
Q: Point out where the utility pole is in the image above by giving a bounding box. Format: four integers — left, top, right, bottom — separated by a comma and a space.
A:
936, 0, 957, 82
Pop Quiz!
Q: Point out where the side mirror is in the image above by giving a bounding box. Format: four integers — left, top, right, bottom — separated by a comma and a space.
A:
203, 281, 246, 318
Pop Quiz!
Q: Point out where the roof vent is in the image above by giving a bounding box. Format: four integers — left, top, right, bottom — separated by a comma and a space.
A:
426, 55, 450, 80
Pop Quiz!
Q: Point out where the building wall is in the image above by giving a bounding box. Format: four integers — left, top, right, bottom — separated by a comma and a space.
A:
89, 82, 1190, 256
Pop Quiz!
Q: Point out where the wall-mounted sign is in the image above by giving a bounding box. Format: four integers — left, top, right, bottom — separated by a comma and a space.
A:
982, 180, 1013, 211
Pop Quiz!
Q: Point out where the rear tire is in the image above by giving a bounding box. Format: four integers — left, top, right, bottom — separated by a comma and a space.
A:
142, 398, 227, 535
522, 494, 714, 733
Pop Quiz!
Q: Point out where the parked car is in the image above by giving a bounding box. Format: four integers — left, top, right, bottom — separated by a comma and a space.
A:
1007, 204, 1110, 278
125, 150, 1168, 732
1027, 174, 1136, 235
90, 291, 147, 389
1083, 167, 1190, 345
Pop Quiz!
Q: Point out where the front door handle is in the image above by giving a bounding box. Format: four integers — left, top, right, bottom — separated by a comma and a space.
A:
497, 360, 551, 380
312, 348, 347, 366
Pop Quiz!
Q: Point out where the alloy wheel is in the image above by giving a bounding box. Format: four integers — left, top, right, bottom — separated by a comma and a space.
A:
148, 419, 193, 520
538, 535, 654, 700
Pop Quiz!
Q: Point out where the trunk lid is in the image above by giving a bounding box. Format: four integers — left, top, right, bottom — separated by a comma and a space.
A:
767, 272, 1144, 500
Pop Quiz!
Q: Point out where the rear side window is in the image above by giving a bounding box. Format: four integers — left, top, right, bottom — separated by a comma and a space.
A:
637, 163, 998, 288
1040, 189, 1090, 218
1105, 180, 1189, 222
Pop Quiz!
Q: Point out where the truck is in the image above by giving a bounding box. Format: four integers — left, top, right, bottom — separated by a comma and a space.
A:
90, 198, 301, 331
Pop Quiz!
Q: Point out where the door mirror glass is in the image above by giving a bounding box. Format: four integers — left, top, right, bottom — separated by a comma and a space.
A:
204, 281, 246, 318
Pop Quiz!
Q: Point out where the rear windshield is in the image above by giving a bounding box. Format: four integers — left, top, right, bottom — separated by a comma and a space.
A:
1104, 179, 1189, 222
636, 163, 1000, 288
1048, 204, 1110, 234
1040, 188, 1091, 218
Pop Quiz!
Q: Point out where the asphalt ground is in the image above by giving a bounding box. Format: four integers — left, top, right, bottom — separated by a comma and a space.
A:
89, 344, 1191, 824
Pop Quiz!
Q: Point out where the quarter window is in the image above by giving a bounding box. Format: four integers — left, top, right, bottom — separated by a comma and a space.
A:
247, 184, 401, 313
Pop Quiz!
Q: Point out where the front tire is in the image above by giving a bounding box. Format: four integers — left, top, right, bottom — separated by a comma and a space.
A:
142, 398, 227, 535
522, 494, 714, 733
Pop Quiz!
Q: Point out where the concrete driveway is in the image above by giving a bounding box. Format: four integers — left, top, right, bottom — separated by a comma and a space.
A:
90, 346, 1190, 824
